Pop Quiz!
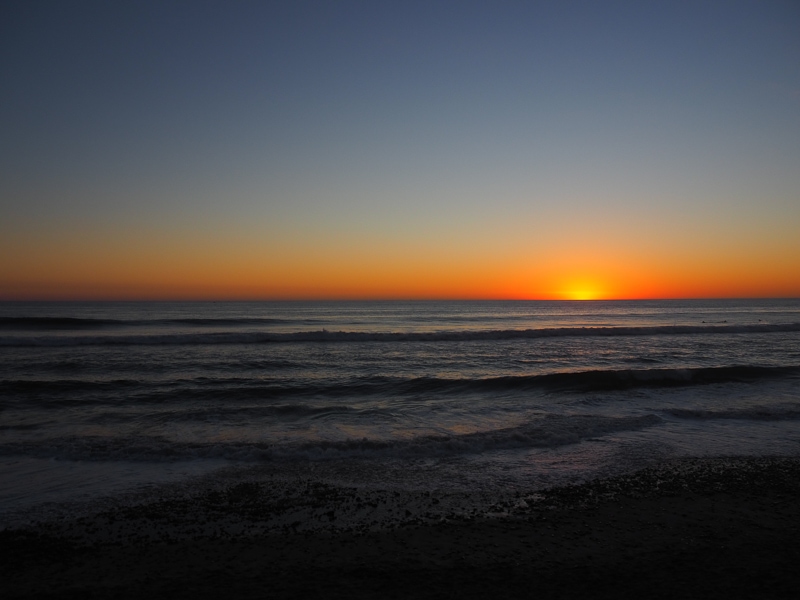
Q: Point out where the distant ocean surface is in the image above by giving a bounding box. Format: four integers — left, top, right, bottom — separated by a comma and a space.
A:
2, 299, 800, 519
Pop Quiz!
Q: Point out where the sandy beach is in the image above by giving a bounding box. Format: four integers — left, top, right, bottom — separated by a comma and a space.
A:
3, 457, 799, 599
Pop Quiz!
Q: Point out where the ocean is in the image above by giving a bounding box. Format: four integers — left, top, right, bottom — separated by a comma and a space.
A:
2, 299, 799, 529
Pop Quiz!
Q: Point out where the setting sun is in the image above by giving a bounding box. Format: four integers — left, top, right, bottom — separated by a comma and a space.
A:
555, 277, 609, 301
567, 288, 601, 301
564, 286, 603, 301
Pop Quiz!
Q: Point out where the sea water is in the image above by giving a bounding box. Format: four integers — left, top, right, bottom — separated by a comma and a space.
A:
1, 299, 799, 520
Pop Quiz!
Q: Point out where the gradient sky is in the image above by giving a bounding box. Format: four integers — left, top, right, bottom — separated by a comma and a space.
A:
2, 0, 799, 300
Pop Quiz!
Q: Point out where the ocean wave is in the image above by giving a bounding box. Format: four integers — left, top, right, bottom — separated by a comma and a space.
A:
521, 365, 800, 392
3, 365, 798, 406
0, 316, 301, 331
0, 378, 144, 396
0, 317, 123, 330
0, 414, 662, 462
340, 365, 800, 396
85, 403, 367, 424
2, 322, 799, 347
352, 365, 800, 396
665, 405, 800, 421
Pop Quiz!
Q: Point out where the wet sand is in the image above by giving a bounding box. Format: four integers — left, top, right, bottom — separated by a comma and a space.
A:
3, 457, 800, 599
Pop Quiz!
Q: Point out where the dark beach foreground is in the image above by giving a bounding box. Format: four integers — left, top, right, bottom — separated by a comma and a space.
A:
3, 457, 800, 599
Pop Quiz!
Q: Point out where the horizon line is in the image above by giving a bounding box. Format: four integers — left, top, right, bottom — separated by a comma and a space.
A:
2, 296, 799, 303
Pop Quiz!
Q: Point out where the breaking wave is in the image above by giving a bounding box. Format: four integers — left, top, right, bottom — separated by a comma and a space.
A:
2, 322, 799, 347
665, 405, 800, 421
4, 365, 797, 409
0, 316, 301, 331
0, 414, 663, 462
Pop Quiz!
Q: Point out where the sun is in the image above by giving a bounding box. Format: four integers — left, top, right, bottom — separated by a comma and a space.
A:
560, 279, 606, 300
568, 288, 599, 301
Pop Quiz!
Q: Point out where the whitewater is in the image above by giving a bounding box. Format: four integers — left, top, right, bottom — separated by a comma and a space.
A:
1, 299, 799, 524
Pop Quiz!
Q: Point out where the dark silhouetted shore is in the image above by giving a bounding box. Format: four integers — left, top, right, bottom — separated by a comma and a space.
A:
3, 457, 800, 599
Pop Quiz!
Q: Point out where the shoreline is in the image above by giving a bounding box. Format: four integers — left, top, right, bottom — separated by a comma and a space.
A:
3, 456, 800, 599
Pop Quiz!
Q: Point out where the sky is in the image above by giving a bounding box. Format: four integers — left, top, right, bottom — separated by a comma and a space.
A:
1, 0, 799, 300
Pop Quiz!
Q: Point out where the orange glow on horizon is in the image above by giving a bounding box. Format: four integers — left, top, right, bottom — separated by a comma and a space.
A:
562, 286, 604, 301
547, 275, 612, 301
2, 220, 800, 301
3, 269, 799, 302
